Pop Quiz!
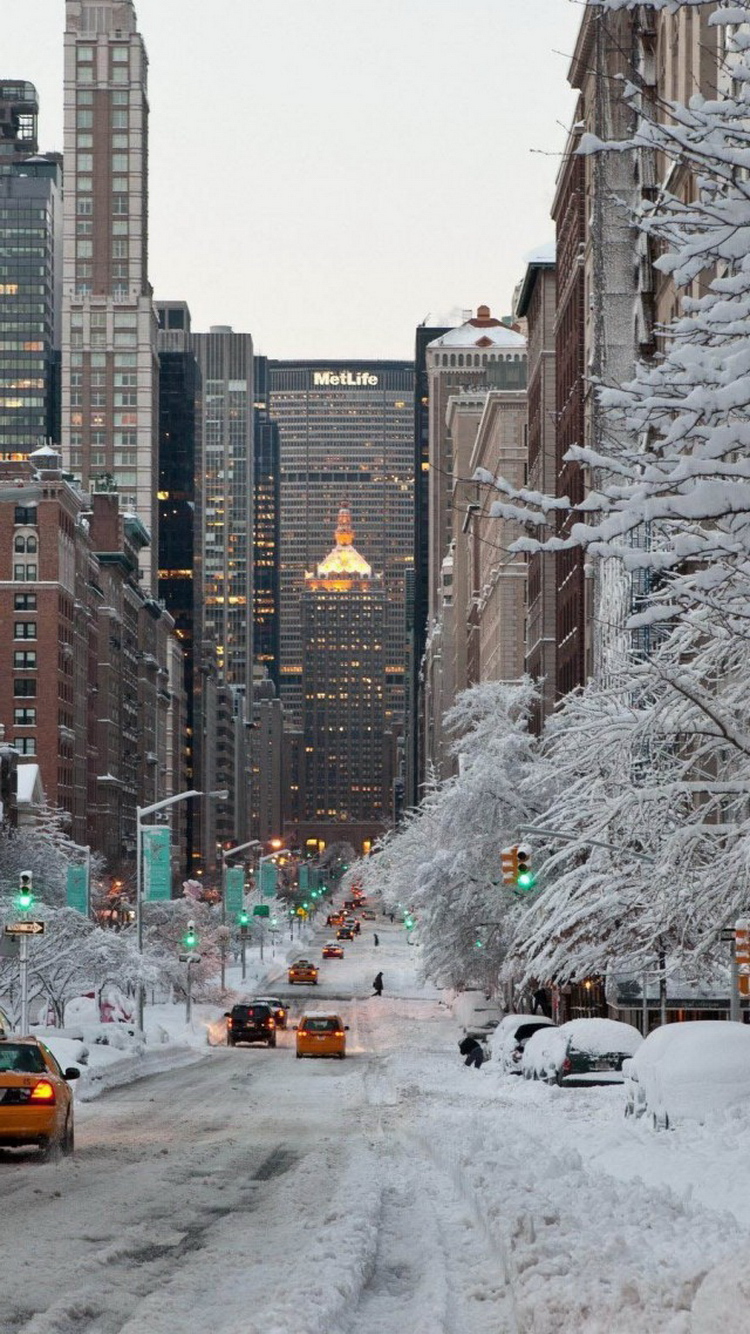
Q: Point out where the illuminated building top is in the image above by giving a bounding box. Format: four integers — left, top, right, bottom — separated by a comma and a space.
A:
307, 507, 379, 589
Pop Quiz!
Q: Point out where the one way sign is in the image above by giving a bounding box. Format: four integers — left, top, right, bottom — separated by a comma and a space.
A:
5, 921, 45, 936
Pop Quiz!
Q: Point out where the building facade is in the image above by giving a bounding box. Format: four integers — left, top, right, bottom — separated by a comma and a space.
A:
267, 360, 414, 731
253, 356, 280, 691
0, 83, 63, 459
61, 0, 159, 589
299, 508, 386, 851
515, 246, 558, 731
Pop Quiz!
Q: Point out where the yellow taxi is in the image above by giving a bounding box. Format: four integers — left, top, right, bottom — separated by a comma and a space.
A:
287, 958, 319, 985
0, 1036, 80, 1156
295, 1013, 348, 1060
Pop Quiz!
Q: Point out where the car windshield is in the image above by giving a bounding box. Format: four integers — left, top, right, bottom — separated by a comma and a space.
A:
0, 1043, 46, 1073
301, 1018, 339, 1032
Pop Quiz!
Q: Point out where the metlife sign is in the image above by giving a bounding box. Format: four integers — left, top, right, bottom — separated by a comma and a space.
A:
312, 370, 379, 388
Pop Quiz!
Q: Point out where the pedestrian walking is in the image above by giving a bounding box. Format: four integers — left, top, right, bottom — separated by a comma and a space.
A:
373, 933, 379, 947
458, 1036, 485, 1069
372, 971, 383, 997
389, 912, 395, 923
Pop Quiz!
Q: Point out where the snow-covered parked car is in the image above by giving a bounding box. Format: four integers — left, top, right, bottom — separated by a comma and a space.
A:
522, 1017, 642, 1086
489, 1013, 556, 1074
623, 1020, 750, 1129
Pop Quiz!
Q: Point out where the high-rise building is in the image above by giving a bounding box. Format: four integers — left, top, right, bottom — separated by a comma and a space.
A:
0, 83, 63, 458
267, 359, 414, 730
300, 507, 386, 851
254, 356, 280, 690
61, 0, 159, 588
156, 300, 200, 866
191, 326, 254, 854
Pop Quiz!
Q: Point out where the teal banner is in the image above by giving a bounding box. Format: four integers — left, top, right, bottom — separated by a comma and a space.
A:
298, 865, 309, 891
66, 865, 88, 915
225, 866, 244, 918
260, 862, 277, 897
143, 827, 171, 901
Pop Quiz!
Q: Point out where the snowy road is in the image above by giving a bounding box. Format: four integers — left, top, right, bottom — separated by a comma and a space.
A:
3, 917, 750, 1333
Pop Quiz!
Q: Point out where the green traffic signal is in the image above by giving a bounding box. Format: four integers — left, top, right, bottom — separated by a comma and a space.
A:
516, 870, 536, 891
183, 920, 197, 948
238, 909, 249, 927
16, 871, 33, 911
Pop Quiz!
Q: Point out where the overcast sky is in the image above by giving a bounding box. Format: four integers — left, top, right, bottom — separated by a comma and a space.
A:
6, 0, 583, 360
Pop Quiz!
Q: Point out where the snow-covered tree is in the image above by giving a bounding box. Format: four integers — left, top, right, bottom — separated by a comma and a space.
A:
478, 1, 750, 986
362, 679, 548, 990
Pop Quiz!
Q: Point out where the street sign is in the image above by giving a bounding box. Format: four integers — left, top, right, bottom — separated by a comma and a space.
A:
720, 928, 736, 942
66, 865, 89, 915
5, 921, 45, 936
178, 952, 201, 963
253, 904, 270, 917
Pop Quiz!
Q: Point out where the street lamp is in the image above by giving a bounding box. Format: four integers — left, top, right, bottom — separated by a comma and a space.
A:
220, 839, 260, 989
136, 788, 228, 1031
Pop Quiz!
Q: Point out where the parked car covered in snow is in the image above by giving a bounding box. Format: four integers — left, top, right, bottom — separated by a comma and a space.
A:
623, 1020, 750, 1129
522, 1017, 642, 1086
489, 1013, 557, 1074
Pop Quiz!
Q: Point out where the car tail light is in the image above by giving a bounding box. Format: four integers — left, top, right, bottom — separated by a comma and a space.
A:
30, 1080, 56, 1103
334, 1030, 344, 1038
267, 1018, 275, 1027
227, 1017, 233, 1027
562, 1057, 571, 1074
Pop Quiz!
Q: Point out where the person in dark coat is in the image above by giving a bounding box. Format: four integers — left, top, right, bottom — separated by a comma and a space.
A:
458, 1035, 485, 1069
373, 933, 379, 946
372, 972, 383, 996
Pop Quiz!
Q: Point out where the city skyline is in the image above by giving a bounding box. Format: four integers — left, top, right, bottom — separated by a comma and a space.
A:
4, 0, 581, 360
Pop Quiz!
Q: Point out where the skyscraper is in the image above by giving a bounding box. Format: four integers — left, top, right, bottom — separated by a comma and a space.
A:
268, 359, 414, 730
61, 0, 159, 588
254, 356, 280, 691
0, 83, 63, 458
300, 507, 386, 849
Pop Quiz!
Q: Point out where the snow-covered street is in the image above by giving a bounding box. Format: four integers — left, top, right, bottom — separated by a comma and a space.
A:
3, 916, 750, 1333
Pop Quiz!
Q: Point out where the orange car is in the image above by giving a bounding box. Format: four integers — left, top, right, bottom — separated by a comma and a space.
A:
0, 1036, 80, 1156
287, 959, 319, 985
295, 1013, 348, 1059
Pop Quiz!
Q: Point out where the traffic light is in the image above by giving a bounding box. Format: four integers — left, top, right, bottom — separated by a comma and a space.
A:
183, 920, 198, 949
515, 846, 535, 892
501, 846, 518, 885
238, 908, 249, 927
16, 870, 33, 911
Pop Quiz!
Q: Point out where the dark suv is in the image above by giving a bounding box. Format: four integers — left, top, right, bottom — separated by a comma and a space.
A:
225, 1003, 276, 1047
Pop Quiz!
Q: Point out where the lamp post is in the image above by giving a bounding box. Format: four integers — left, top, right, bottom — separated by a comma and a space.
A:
220, 840, 260, 989
136, 787, 228, 1031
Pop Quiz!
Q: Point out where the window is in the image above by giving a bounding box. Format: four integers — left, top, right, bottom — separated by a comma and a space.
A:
14, 535, 37, 554
15, 738, 36, 756
112, 46, 129, 62
77, 45, 94, 61
77, 90, 93, 105
14, 708, 36, 727
112, 153, 128, 173
77, 66, 93, 84
14, 622, 36, 640
77, 153, 93, 173
112, 67, 129, 83
76, 240, 93, 258
112, 239, 128, 258
77, 110, 93, 129
112, 133, 128, 149
78, 177, 92, 193
112, 110, 128, 130
14, 650, 37, 669
14, 564, 38, 581
14, 680, 36, 697
112, 197, 128, 215
14, 506, 36, 526
77, 133, 93, 150
14, 592, 36, 610
77, 199, 93, 216
112, 90, 128, 105
112, 177, 128, 193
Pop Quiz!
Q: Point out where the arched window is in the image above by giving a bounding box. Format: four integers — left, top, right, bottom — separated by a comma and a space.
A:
458, 353, 464, 367
26, 535, 37, 554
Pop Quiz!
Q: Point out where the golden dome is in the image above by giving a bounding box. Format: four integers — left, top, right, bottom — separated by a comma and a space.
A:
316, 507, 372, 577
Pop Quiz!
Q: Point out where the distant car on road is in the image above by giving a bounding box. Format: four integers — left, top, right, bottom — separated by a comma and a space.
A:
225, 1003, 277, 1047
0, 1035, 80, 1156
361, 908, 376, 920
295, 1012, 349, 1060
624, 1020, 750, 1129
523, 1018, 642, 1086
288, 959, 319, 985
253, 996, 288, 1029
322, 941, 344, 959
336, 926, 354, 942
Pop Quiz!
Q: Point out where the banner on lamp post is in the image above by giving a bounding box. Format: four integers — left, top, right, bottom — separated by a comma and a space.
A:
225, 866, 244, 918
143, 827, 171, 901
260, 862, 277, 897
66, 865, 89, 915
298, 865, 309, 892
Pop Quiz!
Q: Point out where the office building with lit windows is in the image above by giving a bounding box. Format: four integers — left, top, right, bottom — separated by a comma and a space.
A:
267, 359, 414, 729
61, 0, 159, 589
254, 356, 280, 690
299, 508, 386, 850
0, 83, 63, 458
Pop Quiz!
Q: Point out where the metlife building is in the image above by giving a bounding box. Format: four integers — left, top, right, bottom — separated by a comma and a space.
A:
268, 360, 414, 729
